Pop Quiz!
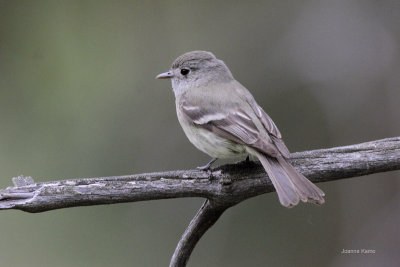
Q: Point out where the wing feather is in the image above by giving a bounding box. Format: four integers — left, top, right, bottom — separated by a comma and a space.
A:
247, 101, 290, 157
180, 101, 282, 157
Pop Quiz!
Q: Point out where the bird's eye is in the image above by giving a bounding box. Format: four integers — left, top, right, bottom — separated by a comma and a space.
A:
180, 68, 190, 75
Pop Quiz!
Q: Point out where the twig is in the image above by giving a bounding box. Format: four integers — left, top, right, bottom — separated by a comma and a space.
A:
1, 136, 399, 266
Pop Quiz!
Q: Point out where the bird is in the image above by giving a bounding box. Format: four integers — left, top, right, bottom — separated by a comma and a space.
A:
156, 50, 324, 207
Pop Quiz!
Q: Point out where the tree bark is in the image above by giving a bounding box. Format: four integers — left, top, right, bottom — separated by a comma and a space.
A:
0, 136, 399, 266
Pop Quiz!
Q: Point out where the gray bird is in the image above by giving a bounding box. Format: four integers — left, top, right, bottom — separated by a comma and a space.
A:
156, 50, 325, 207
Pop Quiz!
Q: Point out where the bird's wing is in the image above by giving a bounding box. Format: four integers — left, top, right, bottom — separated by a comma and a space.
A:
248, 101, 282, 138
180, 100, 284, 157
247, 101, 290, 158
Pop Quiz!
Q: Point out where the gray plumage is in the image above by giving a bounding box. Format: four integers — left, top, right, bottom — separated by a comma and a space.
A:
157, 50, 325, 207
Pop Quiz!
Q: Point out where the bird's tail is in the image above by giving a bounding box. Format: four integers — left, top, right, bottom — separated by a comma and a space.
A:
253, 151, 325, 207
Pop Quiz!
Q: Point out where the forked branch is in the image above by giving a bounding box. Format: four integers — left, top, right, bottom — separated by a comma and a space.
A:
0, 137, 399, 266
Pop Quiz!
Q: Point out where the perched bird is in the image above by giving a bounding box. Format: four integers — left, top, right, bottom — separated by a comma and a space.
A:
156, 51, 324, 207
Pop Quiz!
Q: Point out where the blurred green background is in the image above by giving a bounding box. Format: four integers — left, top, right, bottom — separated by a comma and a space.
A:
0, 1, 399, 266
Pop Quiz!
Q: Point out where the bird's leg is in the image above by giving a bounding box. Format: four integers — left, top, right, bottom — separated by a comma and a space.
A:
197, 158, 218, 171
238, 155, 250, 164
237, 155, 254, 167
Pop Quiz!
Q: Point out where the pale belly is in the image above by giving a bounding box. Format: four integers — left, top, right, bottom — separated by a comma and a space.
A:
178, 114, 247, 159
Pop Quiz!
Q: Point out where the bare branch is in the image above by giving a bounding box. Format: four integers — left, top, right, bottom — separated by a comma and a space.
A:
1, 137, 399, 266
170, 200, 229, 267
0, 137, 399, 213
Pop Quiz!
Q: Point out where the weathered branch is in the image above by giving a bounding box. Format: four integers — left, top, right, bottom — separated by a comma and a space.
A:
1, 137, 399, 212
170, 200, 229, 267
1, 137, 399, 266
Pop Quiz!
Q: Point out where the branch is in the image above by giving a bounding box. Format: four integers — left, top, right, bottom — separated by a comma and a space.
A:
1, 137, 398, 212
170, 200, 229, 267
1, 137, 399, 266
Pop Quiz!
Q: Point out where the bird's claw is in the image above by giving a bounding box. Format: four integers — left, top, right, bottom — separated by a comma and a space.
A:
196, 158, 218, 171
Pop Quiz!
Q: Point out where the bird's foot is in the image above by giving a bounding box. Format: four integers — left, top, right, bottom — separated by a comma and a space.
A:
196, 158, 218, 171
236, 155, 256, 167
239, 155, 250, 164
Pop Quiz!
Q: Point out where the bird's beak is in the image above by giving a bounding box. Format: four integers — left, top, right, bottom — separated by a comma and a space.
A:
156, 71, 174, 79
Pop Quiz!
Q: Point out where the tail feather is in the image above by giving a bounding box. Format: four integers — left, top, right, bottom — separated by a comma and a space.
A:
277, 157, 325, 204
260, 156, 299, 207
254, 150, 325, 207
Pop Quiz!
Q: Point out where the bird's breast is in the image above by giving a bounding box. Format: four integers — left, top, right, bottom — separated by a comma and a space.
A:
176, 104, 246, 159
